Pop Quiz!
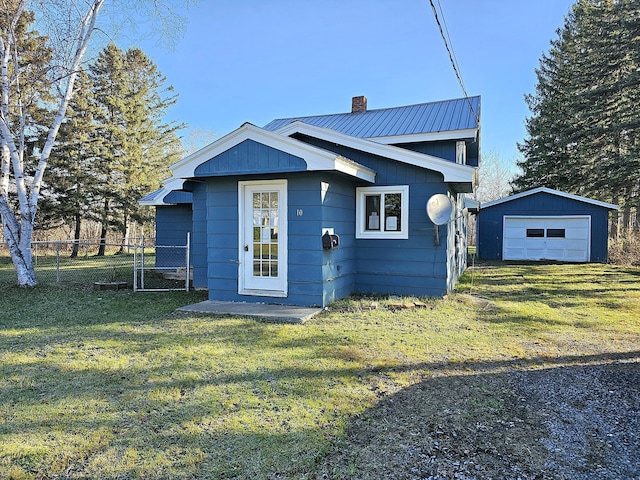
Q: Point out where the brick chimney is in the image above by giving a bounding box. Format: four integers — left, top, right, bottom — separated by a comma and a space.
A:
352, 95, 367, 113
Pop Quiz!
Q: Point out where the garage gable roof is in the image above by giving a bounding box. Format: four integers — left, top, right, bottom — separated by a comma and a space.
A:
482, 187, 619, 211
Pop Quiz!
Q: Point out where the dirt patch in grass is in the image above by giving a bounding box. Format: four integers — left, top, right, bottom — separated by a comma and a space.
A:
311, 355, 640, 480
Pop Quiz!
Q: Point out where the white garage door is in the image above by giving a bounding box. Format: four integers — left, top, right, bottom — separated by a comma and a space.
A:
503, 216, 591, 262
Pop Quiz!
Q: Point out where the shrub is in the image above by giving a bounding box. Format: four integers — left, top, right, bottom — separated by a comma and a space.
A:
609, 231, 640, 265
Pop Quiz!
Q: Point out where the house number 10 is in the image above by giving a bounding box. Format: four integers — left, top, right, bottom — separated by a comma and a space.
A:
296, 209, 303, 216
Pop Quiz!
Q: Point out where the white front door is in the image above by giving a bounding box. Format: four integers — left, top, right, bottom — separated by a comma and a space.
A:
238, 180, 288, 296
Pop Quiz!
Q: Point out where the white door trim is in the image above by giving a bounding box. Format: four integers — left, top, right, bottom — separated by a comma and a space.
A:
238, 180, 288, 297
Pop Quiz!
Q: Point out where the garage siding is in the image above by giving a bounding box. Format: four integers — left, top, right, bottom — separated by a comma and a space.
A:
477, 191, 612, 263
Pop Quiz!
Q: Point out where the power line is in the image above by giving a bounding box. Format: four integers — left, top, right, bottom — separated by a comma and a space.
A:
428, 0, 479, 123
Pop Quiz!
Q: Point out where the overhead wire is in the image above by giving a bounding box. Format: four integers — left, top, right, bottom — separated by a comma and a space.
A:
428, 0, 479, 123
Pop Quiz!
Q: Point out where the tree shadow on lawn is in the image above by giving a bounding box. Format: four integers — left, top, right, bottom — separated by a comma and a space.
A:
460, 263, 640, 313
312, 351, 640, 480
2, 323, 639, 479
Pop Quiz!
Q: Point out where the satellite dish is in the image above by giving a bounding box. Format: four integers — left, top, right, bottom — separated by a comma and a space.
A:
426, 194, 453, 225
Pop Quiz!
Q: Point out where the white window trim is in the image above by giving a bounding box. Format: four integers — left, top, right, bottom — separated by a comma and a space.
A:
356, 185, 409, 239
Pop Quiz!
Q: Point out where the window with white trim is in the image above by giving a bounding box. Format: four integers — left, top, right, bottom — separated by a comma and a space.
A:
356, 186, 409, 239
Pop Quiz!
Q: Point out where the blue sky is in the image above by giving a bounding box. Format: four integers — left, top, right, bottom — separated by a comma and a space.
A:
134, 0, 575, 165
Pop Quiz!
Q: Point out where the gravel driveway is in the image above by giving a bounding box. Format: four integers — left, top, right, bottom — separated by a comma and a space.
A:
312, 355, 640, 480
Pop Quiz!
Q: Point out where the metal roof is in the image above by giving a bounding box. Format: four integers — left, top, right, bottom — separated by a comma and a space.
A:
263, 96, 480, 139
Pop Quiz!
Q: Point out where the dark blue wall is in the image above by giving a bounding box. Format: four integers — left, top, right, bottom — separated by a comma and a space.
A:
477, 192, 611, 262
296, 136, 454, 297
199, 173, 331, 306
393, 140, 479, 167
155, 205, 192, 269
194, 140, 307, 176
170, 135, 468, 305
190, 183, 208, 288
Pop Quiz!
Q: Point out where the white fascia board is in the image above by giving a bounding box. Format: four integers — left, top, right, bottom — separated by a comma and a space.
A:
482, 187, 620, 210
171, 122, 375, 183
276, 121, 475, 184
369, 128, 478, 145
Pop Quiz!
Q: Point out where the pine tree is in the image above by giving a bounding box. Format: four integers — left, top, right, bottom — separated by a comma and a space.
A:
46, 70, 104, 256
515, 0, 640, 233
89, 44, 183, 254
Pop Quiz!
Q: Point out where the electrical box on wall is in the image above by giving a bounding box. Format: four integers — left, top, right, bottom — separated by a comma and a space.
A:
322, 231, 340, 250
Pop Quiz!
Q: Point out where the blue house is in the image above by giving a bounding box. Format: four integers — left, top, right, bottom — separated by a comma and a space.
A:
140, 96, 480, 306
476, 187, 619, 263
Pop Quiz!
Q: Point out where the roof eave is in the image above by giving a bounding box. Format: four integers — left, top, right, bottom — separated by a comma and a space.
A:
370, 128, 478, 144
276, 121, 475, 185
481, 187, 620, 210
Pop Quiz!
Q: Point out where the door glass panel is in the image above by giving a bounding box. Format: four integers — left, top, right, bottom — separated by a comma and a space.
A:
251, 190, 279, 278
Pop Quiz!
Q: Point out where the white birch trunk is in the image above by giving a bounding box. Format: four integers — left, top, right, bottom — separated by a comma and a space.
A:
0, 0, 105, 286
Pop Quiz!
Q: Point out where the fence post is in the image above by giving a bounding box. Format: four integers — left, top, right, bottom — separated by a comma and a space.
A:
133, 242, 138, 292
55, 242, 60, 283
185, 232, 191, 292
85, 240, 89, 259
141, 234, 145, 290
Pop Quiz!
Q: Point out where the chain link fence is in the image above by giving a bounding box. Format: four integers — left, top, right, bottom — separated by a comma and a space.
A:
0, 237, 191, 291
134, 235, 191, 292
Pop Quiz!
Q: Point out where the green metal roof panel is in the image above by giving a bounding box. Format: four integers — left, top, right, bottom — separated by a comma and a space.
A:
264, 96, 480, 139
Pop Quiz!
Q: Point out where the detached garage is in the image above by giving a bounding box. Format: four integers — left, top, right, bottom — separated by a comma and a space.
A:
477, 187, 619, 263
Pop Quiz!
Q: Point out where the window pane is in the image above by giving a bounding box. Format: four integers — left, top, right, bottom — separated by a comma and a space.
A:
365, 195, 381, 231
526, 228, 544, 238
547, 228, 566, 238
384, 193, 401, 231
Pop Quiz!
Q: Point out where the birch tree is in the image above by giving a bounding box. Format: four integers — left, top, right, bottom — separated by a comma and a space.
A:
0, 0, 104, 286
0, 0, 191, 286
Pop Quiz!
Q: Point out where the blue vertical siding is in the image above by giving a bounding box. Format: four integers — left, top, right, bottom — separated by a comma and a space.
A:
293, 135, 456, 297
194, 140, 307, 176
199, 174, 330, 306
477, 192, 612, 262
155, 205, 192, 269
397, 140, 456, 162
190, 183, 208, 288
319, 174, 357, 305
182, 135, 469, 306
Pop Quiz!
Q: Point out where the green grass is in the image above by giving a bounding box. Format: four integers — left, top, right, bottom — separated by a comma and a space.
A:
0, 261, 639, 479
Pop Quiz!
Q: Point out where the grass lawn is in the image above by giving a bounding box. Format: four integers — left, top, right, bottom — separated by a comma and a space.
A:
0, 262, 639, 479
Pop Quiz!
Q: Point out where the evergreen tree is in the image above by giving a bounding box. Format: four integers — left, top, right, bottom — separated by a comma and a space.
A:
89, 44, 183, 253
46, 71, 104, 256
515, 0, 640, 233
